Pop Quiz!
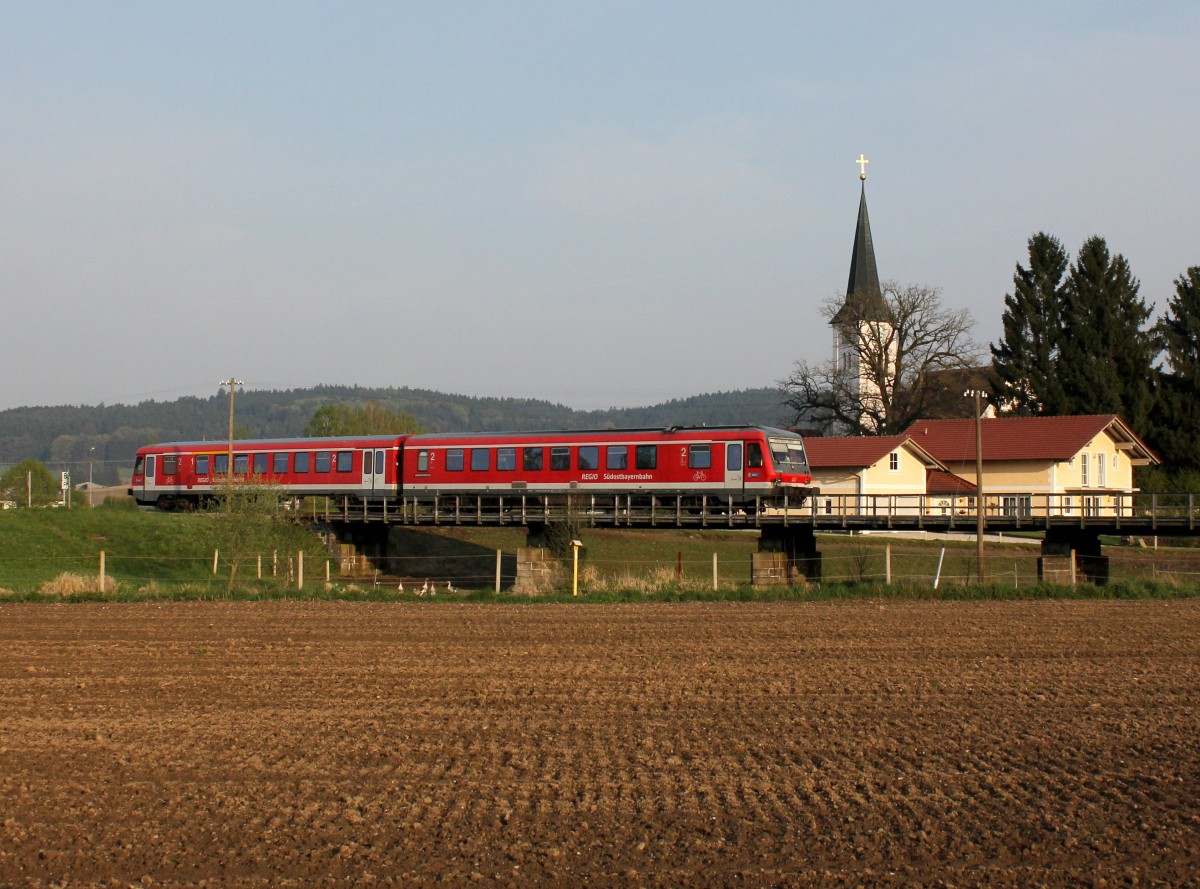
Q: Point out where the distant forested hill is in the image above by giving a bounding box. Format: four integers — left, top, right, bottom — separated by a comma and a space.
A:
0, 385, 792, 484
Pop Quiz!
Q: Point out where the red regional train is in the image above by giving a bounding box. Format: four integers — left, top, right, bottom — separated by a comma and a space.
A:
129, 425, 813, 510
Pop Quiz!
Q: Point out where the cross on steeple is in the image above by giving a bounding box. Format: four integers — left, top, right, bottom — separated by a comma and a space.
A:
856, 153, 869, 181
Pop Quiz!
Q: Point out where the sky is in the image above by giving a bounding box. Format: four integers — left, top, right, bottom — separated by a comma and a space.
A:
2, 1, 1197, 412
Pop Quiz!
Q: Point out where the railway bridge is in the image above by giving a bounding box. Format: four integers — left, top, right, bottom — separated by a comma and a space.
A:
308, 490, 1200, 586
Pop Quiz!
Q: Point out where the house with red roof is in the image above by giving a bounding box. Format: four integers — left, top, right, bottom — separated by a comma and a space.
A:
804, 435, 971, 516
902, 415, 1158, 517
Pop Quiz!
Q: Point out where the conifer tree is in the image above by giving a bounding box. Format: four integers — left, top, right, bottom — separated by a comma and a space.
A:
1150, 267, 1200, 469
990, 233, 1069, 414
1054, 236, 1156, 429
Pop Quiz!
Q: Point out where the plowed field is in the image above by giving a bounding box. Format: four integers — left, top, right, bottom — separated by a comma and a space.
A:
1, 599, 1198, 887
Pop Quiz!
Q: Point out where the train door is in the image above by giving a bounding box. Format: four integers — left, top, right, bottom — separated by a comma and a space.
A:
143, 454, 156, 502
361, 448, 386, 497
724, 442, 744, 492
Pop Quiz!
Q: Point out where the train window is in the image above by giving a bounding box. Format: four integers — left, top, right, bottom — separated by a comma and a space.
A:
471, 448, 490, 471
636, 445, 657, 470
162, 455, 178, 475
214, 454, 228, 475
497, 448, 516, 471
606, 446, 628, 470
747, 442, 764, 468
417, 450, 430, 472
196, 455, 210, 475
336, 451, 353, 472
375, 451, 385, 474
523, 447, 543, 471
446, 449, 463, 471
294, 452, 310, 473
727, 443, 742, 471
315, 452, 332, 473
146, 455, 155, 477
578, 446, 599, 471
253, 453, 269, 474
274, 452, 289, 474
769, 438, 808, 472
689, 444, 711, 469
234, 454, 249, 474
550, 447, 570, 470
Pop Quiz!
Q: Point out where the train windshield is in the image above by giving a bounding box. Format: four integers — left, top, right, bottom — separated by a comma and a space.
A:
768, 437, 808, 472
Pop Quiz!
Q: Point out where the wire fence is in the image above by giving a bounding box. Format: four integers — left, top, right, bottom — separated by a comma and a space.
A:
3, 538, 1200, 597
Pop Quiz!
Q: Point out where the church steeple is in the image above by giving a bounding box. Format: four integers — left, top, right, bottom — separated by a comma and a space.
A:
832, 159, 891, 325
829, 154, 897, 433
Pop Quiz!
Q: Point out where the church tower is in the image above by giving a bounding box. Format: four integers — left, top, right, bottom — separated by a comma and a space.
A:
831, 154, 895, 431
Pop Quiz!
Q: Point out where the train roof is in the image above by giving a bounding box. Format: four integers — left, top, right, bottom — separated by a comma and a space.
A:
139, 434, 404, 450
138, 425, 805, 452
405, 425, 803, 441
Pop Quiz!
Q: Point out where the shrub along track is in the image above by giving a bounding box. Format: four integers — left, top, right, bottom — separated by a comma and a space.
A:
0, 599, 1198, 886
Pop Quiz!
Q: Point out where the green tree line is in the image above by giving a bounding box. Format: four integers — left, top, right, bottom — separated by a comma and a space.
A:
0, 386, 791, 485
991, 233, 1199, 472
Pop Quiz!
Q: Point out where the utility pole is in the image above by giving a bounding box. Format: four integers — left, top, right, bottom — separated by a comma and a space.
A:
219, 378, 244, 479
965, 389, 987, 584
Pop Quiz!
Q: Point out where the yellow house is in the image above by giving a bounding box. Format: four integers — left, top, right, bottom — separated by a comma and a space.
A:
903, 415, 1159, 517
805, 435, 966, 516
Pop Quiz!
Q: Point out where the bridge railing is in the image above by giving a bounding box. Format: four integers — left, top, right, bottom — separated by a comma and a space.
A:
295, 489, 1199, 531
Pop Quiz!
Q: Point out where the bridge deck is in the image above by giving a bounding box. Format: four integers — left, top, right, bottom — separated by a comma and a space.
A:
302, 491, 1200, 536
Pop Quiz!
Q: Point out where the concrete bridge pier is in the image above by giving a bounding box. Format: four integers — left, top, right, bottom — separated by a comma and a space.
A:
756, 525, 821, 585
1039, 527, 1109, 586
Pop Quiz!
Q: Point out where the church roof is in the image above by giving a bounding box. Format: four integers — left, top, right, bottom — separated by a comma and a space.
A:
831, 183, 892, 325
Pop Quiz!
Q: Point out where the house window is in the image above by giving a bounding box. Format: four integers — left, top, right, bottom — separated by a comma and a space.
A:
889, 453, 899, 472
1002, 495, 1032, 518
1080, 453, 1089, 487
1061, 496, 1072, 515
1097, 453, 1106, 487
1113, 454, 1119, 469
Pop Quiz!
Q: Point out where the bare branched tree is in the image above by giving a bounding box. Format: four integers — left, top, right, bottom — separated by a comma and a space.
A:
781, 282, 981, 435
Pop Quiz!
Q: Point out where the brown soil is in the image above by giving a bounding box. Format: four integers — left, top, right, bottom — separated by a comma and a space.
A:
1, 599, 1198, 887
